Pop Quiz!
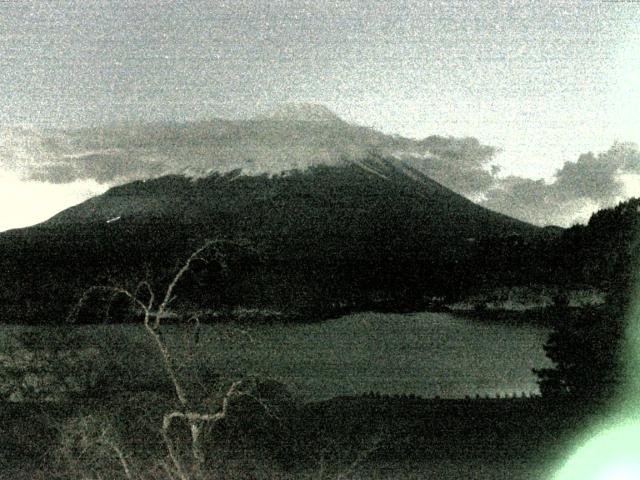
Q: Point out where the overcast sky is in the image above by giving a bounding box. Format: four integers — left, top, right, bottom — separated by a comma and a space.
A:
0, 0, 639, 230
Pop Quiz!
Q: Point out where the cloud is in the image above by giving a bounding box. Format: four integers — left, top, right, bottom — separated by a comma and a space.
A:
1, 119, 503, 198
555, 143, 640, 201
481, 176, 597, 226
0, 126, 169, 185
414, 135, 499, 197
26, 152, 166, 184
481, 142, 640, 226
0, 120, 509, 231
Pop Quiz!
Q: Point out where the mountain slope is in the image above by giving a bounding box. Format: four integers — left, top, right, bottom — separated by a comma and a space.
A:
0, 155, 539, 324
45, 155, 530, 233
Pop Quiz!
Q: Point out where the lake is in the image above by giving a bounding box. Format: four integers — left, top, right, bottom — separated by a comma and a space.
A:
0, 311, 552, 402
186, 311, 552, 400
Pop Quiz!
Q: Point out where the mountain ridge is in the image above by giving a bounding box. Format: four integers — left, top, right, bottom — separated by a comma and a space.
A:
41, 154, 532, 234
253, 103, 345, 123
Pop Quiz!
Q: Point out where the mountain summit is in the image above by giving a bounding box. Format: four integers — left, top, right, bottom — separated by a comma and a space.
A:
254, 103, 344, 123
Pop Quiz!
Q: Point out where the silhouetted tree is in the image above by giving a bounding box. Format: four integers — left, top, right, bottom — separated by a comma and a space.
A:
535, 197, 640, 405
534, 301, 625, 404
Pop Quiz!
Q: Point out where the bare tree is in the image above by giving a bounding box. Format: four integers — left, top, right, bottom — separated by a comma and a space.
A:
68, 239, 256, 479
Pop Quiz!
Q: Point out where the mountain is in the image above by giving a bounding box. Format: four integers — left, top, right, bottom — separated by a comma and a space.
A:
253, 103, 344, 123
0, 155, 540, 324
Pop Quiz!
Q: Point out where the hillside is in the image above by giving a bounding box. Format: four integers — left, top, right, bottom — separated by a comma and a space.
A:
0, 156, 539, 324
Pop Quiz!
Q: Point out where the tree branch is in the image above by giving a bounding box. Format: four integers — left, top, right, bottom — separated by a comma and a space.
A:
155, 240, 221, 327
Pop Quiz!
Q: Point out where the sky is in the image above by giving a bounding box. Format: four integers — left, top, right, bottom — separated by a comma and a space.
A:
0, 0, 639, 230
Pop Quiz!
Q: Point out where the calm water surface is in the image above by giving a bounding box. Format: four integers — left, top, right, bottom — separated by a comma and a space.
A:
207, 311, 552, 400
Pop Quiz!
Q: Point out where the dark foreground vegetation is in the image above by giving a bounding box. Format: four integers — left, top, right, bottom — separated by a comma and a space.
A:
0, 247, 631, 479
0, 393, 595, 479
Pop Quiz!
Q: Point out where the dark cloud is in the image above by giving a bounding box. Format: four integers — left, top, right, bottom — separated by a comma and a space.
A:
411, 136, 499, 197
482, 143, 640, 226
10, 114, 502, 199
25, 152, 166, 185
419, 136, 497, 167
554, 144, 640, 202
555, 152, 621, 202
481, 176, 572, 226
27, 164, 78, 184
